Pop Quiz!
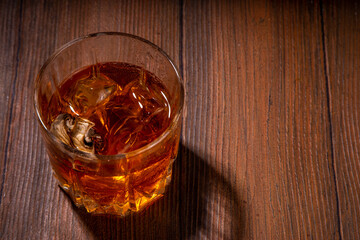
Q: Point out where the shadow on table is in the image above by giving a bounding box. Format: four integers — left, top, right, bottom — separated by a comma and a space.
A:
63, 144, 244, 239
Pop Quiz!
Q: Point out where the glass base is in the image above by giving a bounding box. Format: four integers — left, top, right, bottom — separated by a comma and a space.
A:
56, 167, 173, 216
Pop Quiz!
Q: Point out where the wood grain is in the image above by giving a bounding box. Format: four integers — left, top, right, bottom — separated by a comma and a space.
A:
0, 0, 358, 239
181, 0, 338, 238
322, 0, 360, 239
0, 0, 22, 210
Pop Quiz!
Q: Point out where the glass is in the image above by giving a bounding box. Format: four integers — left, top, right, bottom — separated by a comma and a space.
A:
34, 32, 184, 216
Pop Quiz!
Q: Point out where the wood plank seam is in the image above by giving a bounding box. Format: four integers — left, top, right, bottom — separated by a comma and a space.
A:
319, 0, 342, 239
179, 0, 184, 80
178, 0, 185, 238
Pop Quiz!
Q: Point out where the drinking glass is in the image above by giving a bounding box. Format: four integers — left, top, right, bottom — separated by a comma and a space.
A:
34, 32, 184, 215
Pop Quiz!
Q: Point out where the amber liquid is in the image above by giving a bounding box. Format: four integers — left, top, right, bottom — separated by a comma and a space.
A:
43, 62, 180, 215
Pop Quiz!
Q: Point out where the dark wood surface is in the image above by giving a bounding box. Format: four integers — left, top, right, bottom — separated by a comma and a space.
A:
0, 0, 359, 239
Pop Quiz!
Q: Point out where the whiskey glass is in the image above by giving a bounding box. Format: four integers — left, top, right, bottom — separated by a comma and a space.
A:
34, 32, 184, 215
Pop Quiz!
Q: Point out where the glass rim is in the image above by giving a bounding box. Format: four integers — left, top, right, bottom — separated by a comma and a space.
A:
34, 32, 184, 161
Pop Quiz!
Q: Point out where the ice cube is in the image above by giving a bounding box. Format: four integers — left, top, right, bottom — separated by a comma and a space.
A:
105, 129, 140, 154
50, 113, 102, 154
144, 107, 169, 134
50, 113, 75, 146
70, 117, 96, 153
66, 69, 119, 117
103, 63, 145, 92
129, 80, 170, 119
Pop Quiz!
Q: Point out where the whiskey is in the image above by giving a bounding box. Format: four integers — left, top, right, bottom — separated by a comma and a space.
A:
43, 62, 180, 215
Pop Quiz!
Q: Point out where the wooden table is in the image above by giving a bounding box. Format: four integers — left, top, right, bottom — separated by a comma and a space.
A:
1, 0, 359, 239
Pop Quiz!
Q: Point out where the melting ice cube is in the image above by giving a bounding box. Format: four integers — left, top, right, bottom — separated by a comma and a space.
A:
49, 113, 75, 147
66, 69, 119, 116
50, 113, 102, 154
70, 117, 96, 153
